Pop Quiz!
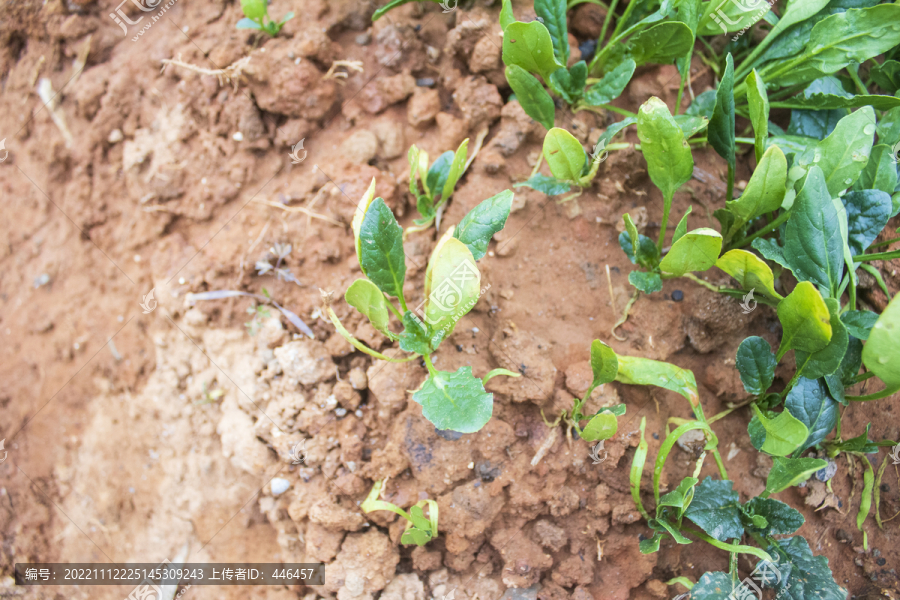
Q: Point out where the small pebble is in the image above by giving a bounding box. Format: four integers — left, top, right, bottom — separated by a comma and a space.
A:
232, 132, 244, 141
416, 78, 436, 87
671, 290, 684, 302
816, 459, 838, 482
335, 407, 347, 417
108, 129, 124, 144
435, 428, 463, 441
271, 478, 290, 496
355, 32, 372, 45
33, 273, 50, 288
355, 409, 363, 418
579, 39, 597, 63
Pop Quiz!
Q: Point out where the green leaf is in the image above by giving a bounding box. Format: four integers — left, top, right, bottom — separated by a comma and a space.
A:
783, 166, 845, 296
871, 59, 900, 94
742, 497, 804, 536
502, 21, 562, 81
753, 237, 795, 276
239, 0, 267, 20
750, 404, 809, 456
760, 536, 847, 600
615, 355, 700, 408
746, 70, 770, 164
658, 476, 699, 520
236, 17, 263, 29
725, 146, 787, 240
684, 478, 743, 542
583, 58, 636, 106
500, 0, 515, 30
776, 281, 833, 360
506, 65, 556, 129
855, 145, 899, 195
794, 298, 848, 379
639, 533, 663, 554
802, 107, 876, 197
659, 228, 722, 276
877, 106, 900, 147
715, 250, 781, 300
619, 228, 660, 270
629, 270, 663, 293
454, 190, 514, 261
413, 366, 493, 433
672, 206, 692, 244
709, 54, 736, 172
689, 572, 738, 599
629, 21, 694, 66
686, 89, 716, 118
372, 0, 425, 20
698, 0, 769, 35
359, 198, 407, 299
401, 504, 435, 546
514, 174, 572, 196
423, 235, 481, 334
765, 456, 827, 494
840, 310, 878, 340
345, 279, 393, 338
673, 115, 709, 139
426, 151, 454, 201
637, 97, 693, 204
543, 127, 587, 182
769, 5, 900, 88
736, 336, 777, 395
777, 94, 900, 111
784, 377, 838, 454
440, 139, 469, 205
399, 311, 441, 355
841, 190, 893, 256
590, 340, 619, 387
581, 412, 618, 441
534, 0, 569, 66
862, 294, 900, 390
549, 61, 588, 104
353, 178, 378, 258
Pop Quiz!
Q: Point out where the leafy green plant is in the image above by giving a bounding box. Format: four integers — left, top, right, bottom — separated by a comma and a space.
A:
500, 0, 696, 129
361, 479, 439, 546
236, 0, 294, 36
323, 179, 520, 433
406, 139, 474, 235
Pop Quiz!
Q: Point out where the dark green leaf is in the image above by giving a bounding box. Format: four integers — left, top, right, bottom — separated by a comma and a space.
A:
709, 53, 736, 171
534, 0, 569, 66
780, 93, 900, 111
840, 310, 878, 340
629, 21, 694, 66
618, 230, 660, 269
855, 145, 899, 196
684, 478, 743, 542
838, 337, 863, 388
659, 476, 699, 519
359, 198, 407, 298
583, 58, 636, 106
426, 151, 454, 200
514, 174, 572, 196
785, 376, 839, 453
747, 70, 769, 163
413, 366, 493, 433
686, 89, 716, 118
639, 533, 663, 554
760, 536, 847, 600
549, 61, 588, 104
399, 311, 439, 355
629, 270, 663, 293
742, 497, 805, 536
877, 106, 900, 146
736, 336, 776, 395
454, 190, 514, 260
871, 60, 900, 94
841, 189, 892, 257
689, 572, 738, 599
783, 166, 844, 296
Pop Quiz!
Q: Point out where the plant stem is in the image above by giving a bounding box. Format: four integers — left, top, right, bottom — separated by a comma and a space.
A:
853, 249, 900, 262
868, 235, 900, 249
675, 49, 692, 116
682, 273, 722, 293
612, 289, 639, 341
323, 302, 414, 363
730, 210, 791, 249
849, 371, 875, 385
657, 195, 673, 251
611, 0, 639, 38
384, 295, 404, 320
684, 527, 773, 561
725, 163, 735, 202
423, 353, 438, 377
597, 0, 620, 47
847, 65, 868, 95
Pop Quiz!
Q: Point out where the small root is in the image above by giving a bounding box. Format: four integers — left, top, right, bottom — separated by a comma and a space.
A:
323, 60, 364, 84
160, 55, 251, 90
611, 289, 639, 341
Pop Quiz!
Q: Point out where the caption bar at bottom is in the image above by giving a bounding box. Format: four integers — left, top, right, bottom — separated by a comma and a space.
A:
15, 563, 324, 586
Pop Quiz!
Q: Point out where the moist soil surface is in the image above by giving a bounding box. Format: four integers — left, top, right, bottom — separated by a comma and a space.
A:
1, 0, 900, 599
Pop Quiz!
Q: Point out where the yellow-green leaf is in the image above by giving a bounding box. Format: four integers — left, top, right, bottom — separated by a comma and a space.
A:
716, 249, 782, 300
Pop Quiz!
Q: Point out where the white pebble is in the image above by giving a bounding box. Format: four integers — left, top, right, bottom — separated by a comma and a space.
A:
271, 478, 290, 496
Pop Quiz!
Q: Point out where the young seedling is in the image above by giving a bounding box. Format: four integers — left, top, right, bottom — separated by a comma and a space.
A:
515, 128, 610, 202
554, 340, 626, 442
406, 138, 479, 236
361, 478, 438, 546
322, 179, 520, 433
236, 0, 294, 36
